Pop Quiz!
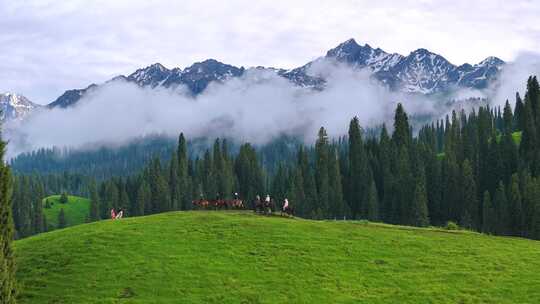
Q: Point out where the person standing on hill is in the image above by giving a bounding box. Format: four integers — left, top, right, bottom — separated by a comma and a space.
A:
283, 198, 289, 211
110, 208, 116, 220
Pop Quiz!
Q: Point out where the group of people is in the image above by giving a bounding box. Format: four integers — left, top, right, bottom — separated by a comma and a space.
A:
256, 194, 290, 211
110, 208, 124, 220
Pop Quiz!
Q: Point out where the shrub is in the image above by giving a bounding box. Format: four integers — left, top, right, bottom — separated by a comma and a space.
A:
445, 221, 460, 231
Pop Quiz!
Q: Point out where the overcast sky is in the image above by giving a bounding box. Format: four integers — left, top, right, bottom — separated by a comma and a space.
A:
1, 0, 539, 104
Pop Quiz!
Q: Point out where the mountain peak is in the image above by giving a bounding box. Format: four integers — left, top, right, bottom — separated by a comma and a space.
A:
478, 56, 505, 66
342, 38, 360, 47
148, 62, 167, 71
127, 62, 170, 87
0, 92, 40, 121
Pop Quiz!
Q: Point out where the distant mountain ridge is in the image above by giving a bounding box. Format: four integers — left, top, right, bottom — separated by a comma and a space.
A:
9, 38, 506, 112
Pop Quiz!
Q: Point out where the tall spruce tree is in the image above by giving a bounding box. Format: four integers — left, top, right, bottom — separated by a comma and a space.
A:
412, 163, 429, 227
508, 174, 523, 236
0, 134, 16, 303
136, 180, 151, 216
315, 127, 330, 216
89, 182, 100, 221
460, 159, 478, 229
168, 153, 180, 210
328, 148, 345, 219
366, 180, 379, 221
482, 191, 494, 234
348, 117, 368, 219
392, 103, 411, 149
58, 208, 67, 229
493, 181, 509, 235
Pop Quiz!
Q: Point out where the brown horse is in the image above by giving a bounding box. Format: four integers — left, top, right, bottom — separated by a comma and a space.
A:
254, 198, 263, 213
229, 199, 244, 209
262, 199, 275, 215
192, 199, 210, 209
212, 199, 229, 210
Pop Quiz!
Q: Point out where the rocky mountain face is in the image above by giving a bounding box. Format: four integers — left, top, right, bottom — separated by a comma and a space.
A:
0, 93, 41, 121
27, 39, 506, 112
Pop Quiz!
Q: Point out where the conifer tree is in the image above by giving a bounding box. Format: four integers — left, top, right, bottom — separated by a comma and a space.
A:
508, 174, 523, 236
366, 180, 379, 222
297, 146, 318, 217
89, 182, 100, 221
177, 133, 190, 210
348, 117, 368, 219
412, 163, 429, 227
219, 139, 234, 200
328, 148, 345, 219
526, 76, 540, 123
533, 181, 540, 240
202, 150, 216, 199
395, 146, 414, 224
168, 153, 180, 210
58, 208, 67, 229
393, 103, 412, 149
33, 199, 44, 235
378, 124, 394, 222
520, 100, 537, 161
315, 127, 330, 216
286, 168, 305, 216
493, 181, 509, 235
482, 191, 494, 234
514, 92, 524, 131
136, 180, 151, 216
0, 135, 16, 303
60, 192, 68, 204
460, 159, 478, 229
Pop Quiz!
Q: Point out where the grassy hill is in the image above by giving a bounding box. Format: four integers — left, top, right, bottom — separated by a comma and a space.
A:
15, 211, 540, 303
42, 195, 91, 229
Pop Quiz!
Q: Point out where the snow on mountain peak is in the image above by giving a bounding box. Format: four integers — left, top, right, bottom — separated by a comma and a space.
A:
477, 56, 505, 67
0, 93, 40, 121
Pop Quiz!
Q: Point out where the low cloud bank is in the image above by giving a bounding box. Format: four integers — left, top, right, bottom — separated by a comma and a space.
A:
6, 56, 540, 156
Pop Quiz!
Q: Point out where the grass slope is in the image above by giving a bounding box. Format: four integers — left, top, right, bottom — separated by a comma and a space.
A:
15, 211, 540, 303
42, 195, 91, 229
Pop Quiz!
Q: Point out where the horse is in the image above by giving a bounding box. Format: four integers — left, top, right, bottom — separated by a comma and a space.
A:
230, 199, 244, 209
192, 199, 210, 209
253, 198, 264, 213
262, 199, 275, 215
281, 205, 295, 217
212, 199, 229, 210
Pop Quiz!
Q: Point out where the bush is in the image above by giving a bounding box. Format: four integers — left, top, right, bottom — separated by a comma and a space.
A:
445, 221, 460, 231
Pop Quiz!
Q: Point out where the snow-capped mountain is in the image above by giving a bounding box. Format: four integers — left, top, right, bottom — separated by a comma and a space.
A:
46, 38, 506, 109
127, 59, 244, 94
0, 93, 40, 121
285, 39, 505, 93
